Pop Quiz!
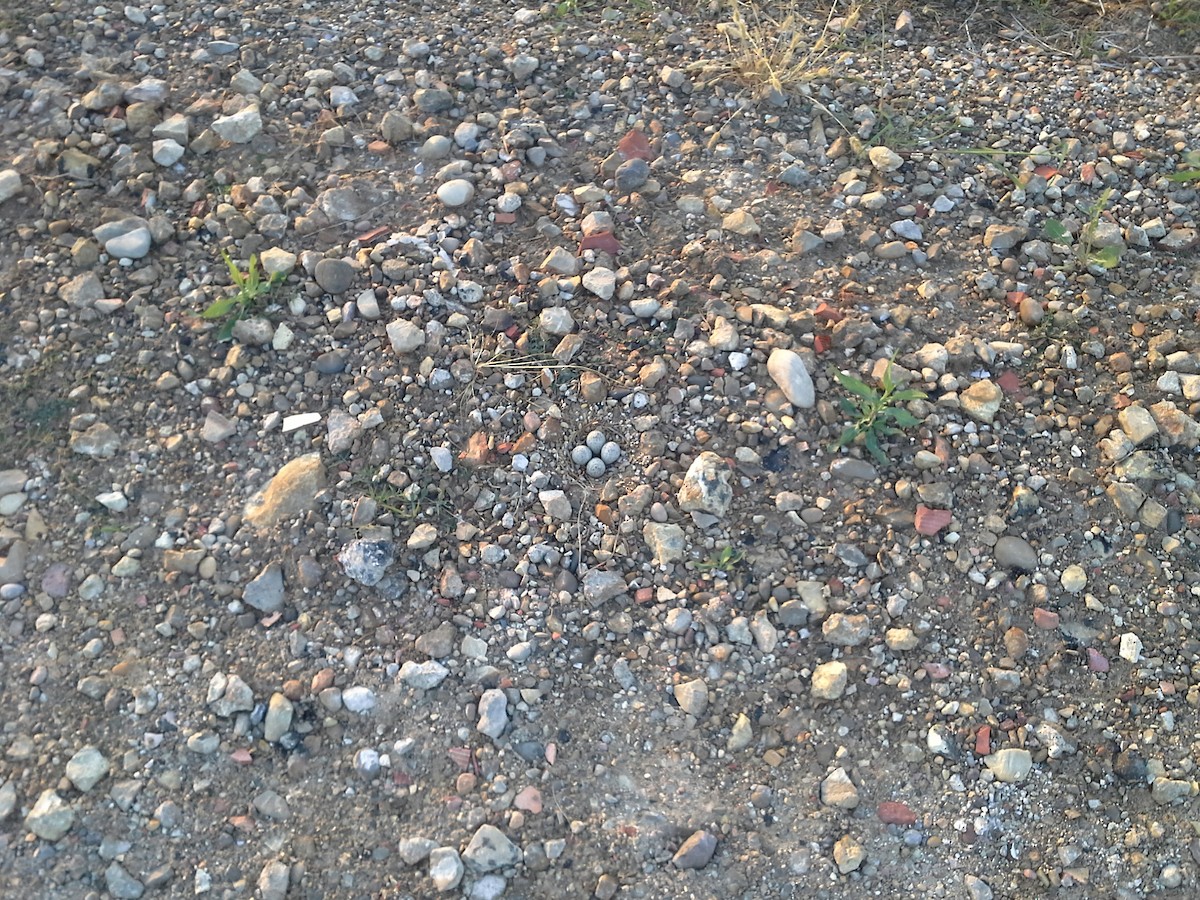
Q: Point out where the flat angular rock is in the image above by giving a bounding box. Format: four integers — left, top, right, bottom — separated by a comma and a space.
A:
463, 824, 520, 872
0, 169, 22, 203
70, 422, 121, 458
476, 688, 508, 739
677, 452, 733, 518
961, 379, 1002, 423
399, 660, 450, 690
429, 847, 463, 891
673, 677, 708, 716
243, 561, 285, 613
244, 453, 326, 530
811, 660, 848, 699
642, 522, 685, 565
65, 746, 110, 792
105, 862, 145, 899
387, 319, 425, 354
263, 693, 293, 742
582, 569, 628, 605
25, 789, 74, 841
212, 105, 262, 143
60, 271, 105, 308
821, 767, 860, 809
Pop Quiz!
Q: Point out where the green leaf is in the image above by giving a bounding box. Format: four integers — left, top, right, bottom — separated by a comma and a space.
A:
833, 370, 878, 400
1043, 219, 1071, 245
216, 318, 236, 342
835, 426, 858, 448
202, 295, 238, 319
887, 408, 921, 427
891, 388, 927, 402
838, 398, 858, 416
864, 430, 885, 464
1165, 169, 1200, 183
1090, 246, 1121, 269
1184, 150, 1200, 167
221, 250, 246, 286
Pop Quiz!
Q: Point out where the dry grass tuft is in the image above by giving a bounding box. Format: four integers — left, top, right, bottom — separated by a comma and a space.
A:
695, 0, 864, 95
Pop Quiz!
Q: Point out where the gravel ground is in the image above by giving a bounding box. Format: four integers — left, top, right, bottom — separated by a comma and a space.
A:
1, 0, 1199, 897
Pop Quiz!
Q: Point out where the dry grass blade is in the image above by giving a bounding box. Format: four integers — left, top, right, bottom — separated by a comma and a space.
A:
696, 0, 863, 94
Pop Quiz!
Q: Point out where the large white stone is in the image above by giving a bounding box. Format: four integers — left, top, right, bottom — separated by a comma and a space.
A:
767, 348, 814, 408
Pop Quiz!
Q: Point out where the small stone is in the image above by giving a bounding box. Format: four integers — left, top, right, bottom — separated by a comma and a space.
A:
823, 613, 870, 646
429, 848, 464, 891
341, 686, 376, 713
868, 146, 903, 172
642, 522, 685, 565
25, 790, 74, 841
105, 862, 145, 899
539, 307, 575, 335
476, 688, 508, 739
582, 267, 616, 300
582, 569, 628, 605
984, 748, 1033, 782
70, 422, 121, 458
407, 523, 438, 550
678, 452, 733, 518
983, 224, 1028, 252
614, 158, 650, 192
386, 318, 425, 354
995, 536, 1037, 571
674, 678, 708, 716
766, 348, 815, 408
1119, 632, 1143, 663
212, 105, 262, 143
538, 490, 572, 521
539, 246, 579, 275
821, 768, 860, 809
65, 746, 110, 792
877, 801, 917, 826
152, 139, 185, 166
833, 834, 865, 873
961, 379, 1002, 423
0, 169, 22, 203
811, 661, 848, 700
257, 861, 289, 900
400, 660, 450, 690
722, 209, 760, 237
1118, 405, 1158, 445
314, 258, 355, 294
244, 454, 326, 530
1060, 565, 1086, 593
463, 824, 520, 872
727, 713, 754, 752
263, 693, 293, 743
672, 830, 717, 869
437, 179, 475, 207
338, 538, 395, 586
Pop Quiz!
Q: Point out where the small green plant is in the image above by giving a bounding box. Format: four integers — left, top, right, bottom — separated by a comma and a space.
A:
1165, 150, 1200, 183
832, 359, 926, 464
1044, 187, 1120, 270
697, 546, 744, 573
201, 251, 282, 341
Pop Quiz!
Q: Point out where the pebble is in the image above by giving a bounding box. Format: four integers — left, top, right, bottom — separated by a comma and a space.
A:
672, 830, 718, 869
257, 861, 290, 900
342, 686, 377, 713
429, 847, 464, 891
0, 169, 22, 202
437, 179, 475, 207
994, 535, 1037, 571
766, 348, 815, 408
984, 748, 1033, 783
264, 693, 294, 742
338, 538, 395, 586
821, 767, 860, 809
960, 379, 1002, 423
833, 834, 865, 873
1060, 565, 1086, 593
476, 688, 508, 738
315, 258, 356, 294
